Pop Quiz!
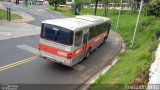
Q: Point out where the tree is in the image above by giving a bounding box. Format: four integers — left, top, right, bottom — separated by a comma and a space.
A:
104, 0, 109, 16
131, 0, 150, 12
130, 0, 142, 12
91, 0, 106, 15
48, 0, 66, 10
94, 0, 99, 15
145, 0, 160, 18
82, 0, 92, 8
74, 0, 83, 14
110, 0, 121, 12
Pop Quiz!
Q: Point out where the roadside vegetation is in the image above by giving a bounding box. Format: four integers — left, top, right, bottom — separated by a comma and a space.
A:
88, 10, 160, 90
0, 9, 21, 20
47, 5, 75, 17
47, 1, 160, 89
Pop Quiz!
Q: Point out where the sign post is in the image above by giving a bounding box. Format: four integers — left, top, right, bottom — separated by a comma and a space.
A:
6, 7, 11, 21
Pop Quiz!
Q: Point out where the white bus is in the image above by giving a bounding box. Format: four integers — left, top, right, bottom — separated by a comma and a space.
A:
39, 15, 111, 67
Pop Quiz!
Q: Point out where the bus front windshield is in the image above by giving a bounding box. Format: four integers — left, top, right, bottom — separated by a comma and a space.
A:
41, 23, 73, 45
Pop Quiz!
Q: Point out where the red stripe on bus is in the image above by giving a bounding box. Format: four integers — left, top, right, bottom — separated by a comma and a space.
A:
39, 43, 69, 58
39, 32, 108, 59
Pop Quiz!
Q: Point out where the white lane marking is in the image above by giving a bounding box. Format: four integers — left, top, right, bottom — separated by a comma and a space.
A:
0, 32, 11, 35
16, 44, 38, 55
73, 64, 85, 71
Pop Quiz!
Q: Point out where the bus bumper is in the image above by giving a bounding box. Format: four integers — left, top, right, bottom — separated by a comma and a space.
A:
39, 52, 73, 67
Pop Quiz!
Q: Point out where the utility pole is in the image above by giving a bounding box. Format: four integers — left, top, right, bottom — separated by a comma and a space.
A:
131, 0, 143, 48
115, 0, 123, 31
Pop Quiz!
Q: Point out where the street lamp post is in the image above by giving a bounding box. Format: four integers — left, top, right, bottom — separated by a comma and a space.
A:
131, 0, 143, 48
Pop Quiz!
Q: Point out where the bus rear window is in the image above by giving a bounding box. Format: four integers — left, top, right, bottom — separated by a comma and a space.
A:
41, 23, 73, 45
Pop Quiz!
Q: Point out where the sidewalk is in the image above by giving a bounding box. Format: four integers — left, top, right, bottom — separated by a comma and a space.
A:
0, 1, 5, 10
0, 1, 35, 23
0, 23, 40, 40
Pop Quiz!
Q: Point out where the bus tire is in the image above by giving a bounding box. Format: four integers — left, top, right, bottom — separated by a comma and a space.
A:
102, 38, 106, 44
85, 48, 91, 60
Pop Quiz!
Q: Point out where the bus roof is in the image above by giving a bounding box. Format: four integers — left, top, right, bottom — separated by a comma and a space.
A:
42, 15, 111, 31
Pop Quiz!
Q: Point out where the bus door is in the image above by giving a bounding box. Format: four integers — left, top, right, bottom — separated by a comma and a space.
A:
82, 29, 89, 58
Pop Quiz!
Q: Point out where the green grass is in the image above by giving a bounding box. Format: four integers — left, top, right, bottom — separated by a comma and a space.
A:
0, 9, 21, 20
48, 6, 160, 89
47, 5, 75, 17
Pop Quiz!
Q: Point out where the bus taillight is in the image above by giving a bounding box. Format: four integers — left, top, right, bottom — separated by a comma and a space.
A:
38, 44, 41, 50
67, 53, 72, 59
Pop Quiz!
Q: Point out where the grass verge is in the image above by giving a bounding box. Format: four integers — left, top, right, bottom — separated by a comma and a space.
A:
47, 5, 75, 17
0, 9, 21, 20
48, 6, 160, 89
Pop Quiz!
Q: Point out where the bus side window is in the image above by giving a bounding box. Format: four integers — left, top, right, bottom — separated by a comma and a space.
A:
75, 31, 83, 47
98, 24, 103, 34
104, 22, 108, 32
96, 25, 101, 35
89, 27, 95, 40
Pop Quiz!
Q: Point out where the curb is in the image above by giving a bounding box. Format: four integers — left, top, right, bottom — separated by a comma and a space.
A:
79, 31, 126, 90
112, 31, 126, 53
12, 11, 35, 23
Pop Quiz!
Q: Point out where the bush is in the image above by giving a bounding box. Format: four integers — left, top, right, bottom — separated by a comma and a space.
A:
145, 0, 160, 18
155, 30, 160, 38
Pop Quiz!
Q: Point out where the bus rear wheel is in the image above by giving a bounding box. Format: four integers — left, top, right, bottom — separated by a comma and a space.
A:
102, 37, 107, 44
102, 38, 106, 44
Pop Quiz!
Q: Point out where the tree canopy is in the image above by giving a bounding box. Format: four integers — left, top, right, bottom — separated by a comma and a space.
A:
145, 0, 160, 18
47, 0, 66, 10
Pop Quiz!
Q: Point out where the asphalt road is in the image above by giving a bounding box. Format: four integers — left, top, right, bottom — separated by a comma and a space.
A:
0, 2, 122, 90
1, 1, 66, 26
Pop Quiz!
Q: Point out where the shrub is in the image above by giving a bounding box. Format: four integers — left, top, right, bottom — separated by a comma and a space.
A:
155, 30, 160, 38
145, 0, 160, 18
